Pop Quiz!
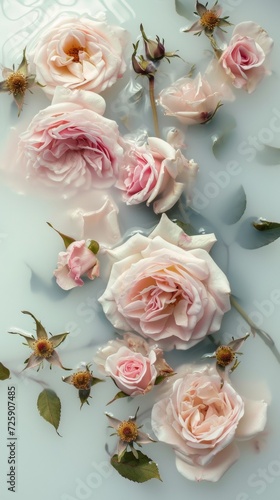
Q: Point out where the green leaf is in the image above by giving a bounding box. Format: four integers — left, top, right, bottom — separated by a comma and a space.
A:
0, 362, 10, 380
237, 217, 280, 249
106, 390, 129, 406
47, 222, 75, 248
220, 185, 247, 225
111, 451, 161, 482
87, 240, 99, 254
37, 389, 61, 435
253, 219, 280, 231
155, 372, 175, 385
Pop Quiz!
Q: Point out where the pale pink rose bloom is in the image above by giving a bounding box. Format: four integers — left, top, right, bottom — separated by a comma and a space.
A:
54, 240, 99, 290
98, 214, 231, 350
158, 72, 234, 126
17, 87, 123, 192
116, 137, 198, 213
151, 364, 267, 482
31, 14, 129, 97
219, 21, 274, 93
93, 332, 173, 381
104, 345, 157, 396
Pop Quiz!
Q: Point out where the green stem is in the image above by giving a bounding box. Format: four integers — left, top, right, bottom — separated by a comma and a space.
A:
148, 76, 160, 138
230, 295, 280, 364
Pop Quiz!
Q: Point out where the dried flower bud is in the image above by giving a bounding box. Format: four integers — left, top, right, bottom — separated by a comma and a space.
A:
0, 48, 41, 116
132, 41, 157, 77
140, 24, 180, 63
140, 24, 166, 61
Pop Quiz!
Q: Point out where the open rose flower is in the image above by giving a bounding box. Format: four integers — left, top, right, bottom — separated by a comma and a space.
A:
54, 239, 100, 290
93, 332, 173, 399
151, 364, 267, 481
219, 22, 273, 93
104, 346, 157, 397
30, 14, 129, 97
17, 87, 123, 192
98, 215, 231, 350
158, 72, 234, 126
116, 136, 198, 213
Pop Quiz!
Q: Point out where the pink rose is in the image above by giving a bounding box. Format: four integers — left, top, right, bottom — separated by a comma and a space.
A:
116, 136, 198, 213
219, 21, 273, 93
31, 14, 129, 97
54, 239, 99, 290
151, 364, 267, 481
104, 346, 157, 396
17, 87, 123, 192
93, 332, 173, 395
158, 72, 234, 125
98, 215, 231, 350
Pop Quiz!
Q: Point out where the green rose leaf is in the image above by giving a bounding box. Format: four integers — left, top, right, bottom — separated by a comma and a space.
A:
220, 185, 247, 225
47, 222, 75, 248
106, 390, 129, 406
110, 451, 162, 482
87, 239, 100, 254
37, 389, 61, 435
253, 219, 280, 232
155, 372, 175, 385
237, 217, 280, 249
0, 362, 10, 380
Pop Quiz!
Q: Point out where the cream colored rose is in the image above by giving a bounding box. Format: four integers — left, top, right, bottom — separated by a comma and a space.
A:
98, 215, 231, 350
31, 14, 129, 97
151, 364, 267, 481
158, 72, 234, 125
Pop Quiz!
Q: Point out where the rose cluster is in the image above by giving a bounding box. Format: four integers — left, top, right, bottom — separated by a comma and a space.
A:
1, 2, 273, 485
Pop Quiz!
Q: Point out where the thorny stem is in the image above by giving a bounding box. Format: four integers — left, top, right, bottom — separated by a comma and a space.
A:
148, 76, 160, 138
230, 295, 280, 364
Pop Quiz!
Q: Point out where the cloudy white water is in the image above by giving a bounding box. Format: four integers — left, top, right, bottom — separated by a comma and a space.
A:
1, 1, 280, 499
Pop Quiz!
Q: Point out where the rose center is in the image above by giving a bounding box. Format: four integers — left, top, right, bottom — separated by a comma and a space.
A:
71, 371, 92, 389
117, 421, 138, 442
33, 339, 54, 358
200, 11, 219, 30
65, 45, 85, 62
6, 72, 27, 95
216, 345, 235, 366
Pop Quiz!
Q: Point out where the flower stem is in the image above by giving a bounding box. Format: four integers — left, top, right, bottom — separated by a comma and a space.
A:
206, 33, 223, 59
230, 295, 280, 364
148, 76, 160, 138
